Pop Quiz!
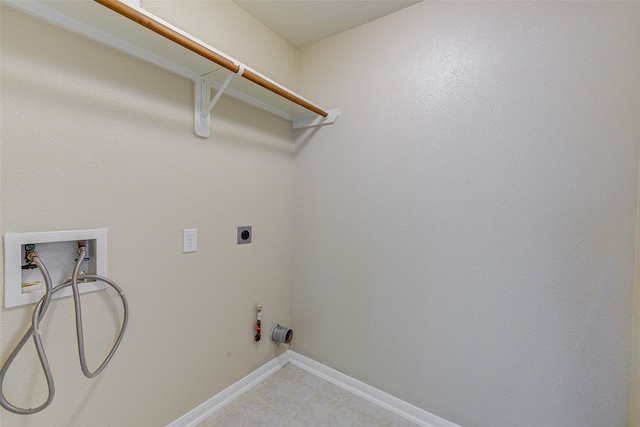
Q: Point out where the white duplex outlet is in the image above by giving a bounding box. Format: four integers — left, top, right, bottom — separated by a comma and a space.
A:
183, 229, 197, 253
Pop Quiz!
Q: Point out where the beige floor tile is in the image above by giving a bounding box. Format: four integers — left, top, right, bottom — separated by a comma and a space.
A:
200, 393, 249, 426
251, 373, 316, 418
320, 382, 369, 412
199, 363, 421, 427
284, 390, 360, 427
215, 395, 284, 427
278, 363, 327, 389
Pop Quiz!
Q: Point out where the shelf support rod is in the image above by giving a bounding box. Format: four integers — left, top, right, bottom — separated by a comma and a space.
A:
94, 0, 329, 118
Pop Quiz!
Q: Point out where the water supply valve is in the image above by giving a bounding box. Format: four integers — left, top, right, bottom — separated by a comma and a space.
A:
254, 305, 262, 342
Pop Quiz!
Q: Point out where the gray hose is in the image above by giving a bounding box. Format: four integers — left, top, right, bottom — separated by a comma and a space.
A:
0, 253, 56, 414
71, 247, 129, 378
0, 249, 128, 414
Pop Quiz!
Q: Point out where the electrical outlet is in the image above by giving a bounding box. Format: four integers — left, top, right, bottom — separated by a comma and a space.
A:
183, 229, 197, 253
237, 226, 251, 244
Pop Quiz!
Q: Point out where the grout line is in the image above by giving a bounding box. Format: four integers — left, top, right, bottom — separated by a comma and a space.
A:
276, 382, 324, 427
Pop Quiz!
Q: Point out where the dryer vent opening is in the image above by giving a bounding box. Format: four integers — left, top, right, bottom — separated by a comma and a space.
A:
271, 324, 293, 344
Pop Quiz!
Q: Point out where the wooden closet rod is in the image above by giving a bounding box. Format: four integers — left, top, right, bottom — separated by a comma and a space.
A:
94, 0, 328, 118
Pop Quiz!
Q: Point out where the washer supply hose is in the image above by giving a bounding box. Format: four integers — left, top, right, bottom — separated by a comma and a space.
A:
0, 247, 129, 414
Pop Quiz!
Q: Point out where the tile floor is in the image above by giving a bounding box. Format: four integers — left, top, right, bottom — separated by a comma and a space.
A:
195, 363, 421, 427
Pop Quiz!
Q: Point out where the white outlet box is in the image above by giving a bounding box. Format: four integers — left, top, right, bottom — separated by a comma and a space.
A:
3, 229, 108, 308
183, 229, 197, 253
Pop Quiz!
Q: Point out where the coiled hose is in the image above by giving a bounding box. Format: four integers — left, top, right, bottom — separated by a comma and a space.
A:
0, 246, 128, 414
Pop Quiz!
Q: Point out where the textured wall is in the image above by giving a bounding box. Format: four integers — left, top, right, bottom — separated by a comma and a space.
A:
142, 0, 298, 89
0, 2, 295, 426
634, 178, 640, 427
293, 2, 640, 426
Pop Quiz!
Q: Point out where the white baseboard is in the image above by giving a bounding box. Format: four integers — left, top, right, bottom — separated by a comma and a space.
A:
166, 350, 460, 427
165, 352, 289, 427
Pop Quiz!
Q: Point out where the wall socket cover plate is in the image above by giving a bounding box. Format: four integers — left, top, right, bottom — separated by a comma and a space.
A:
183, 229, 197, 253
237, 226, 252, 244
3, 229, 108, 308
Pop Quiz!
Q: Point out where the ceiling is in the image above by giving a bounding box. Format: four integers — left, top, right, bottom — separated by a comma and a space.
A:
233, 0, 421, 48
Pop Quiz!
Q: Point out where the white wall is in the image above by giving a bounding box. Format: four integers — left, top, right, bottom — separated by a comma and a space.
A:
2, 1, 639, 426
0, 1, 296, 426
293, 2, 640, 427
634, 174, 640, 426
